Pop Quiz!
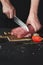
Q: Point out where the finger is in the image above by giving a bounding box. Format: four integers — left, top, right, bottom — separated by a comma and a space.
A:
26, 21, 30, 25
14, 9, 16, 16
6, 12, 10, 18
10, 10, 14, 19
10, 8, 16, 18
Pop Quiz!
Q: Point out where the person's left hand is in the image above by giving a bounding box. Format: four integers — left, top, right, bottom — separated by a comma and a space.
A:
2, 0, 16, 19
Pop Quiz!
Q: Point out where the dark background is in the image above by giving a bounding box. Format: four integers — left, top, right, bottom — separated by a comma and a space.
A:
0, 0, 43, 64
0, 0, 43, 28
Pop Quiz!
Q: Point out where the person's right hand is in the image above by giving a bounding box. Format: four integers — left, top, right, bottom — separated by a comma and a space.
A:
1, 0, 16, 18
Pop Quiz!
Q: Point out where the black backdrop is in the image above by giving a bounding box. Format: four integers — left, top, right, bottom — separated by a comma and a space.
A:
0, 0, 43, 64
0, 0, 43, 28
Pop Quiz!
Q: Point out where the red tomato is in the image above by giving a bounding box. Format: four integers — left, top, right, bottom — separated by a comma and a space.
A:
32, 36, 42, 43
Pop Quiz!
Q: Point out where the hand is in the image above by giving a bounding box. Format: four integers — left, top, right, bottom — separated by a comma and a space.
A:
1, 0, 16, 18
11, 20, 35, 38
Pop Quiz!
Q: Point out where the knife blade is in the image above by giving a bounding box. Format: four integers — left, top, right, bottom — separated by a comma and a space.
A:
14, 16, 29, 32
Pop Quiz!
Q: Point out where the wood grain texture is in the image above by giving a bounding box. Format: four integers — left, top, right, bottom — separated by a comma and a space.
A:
0, 32, 31, 42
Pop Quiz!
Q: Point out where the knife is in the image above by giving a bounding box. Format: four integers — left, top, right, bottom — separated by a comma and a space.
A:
14, 16, 29, 32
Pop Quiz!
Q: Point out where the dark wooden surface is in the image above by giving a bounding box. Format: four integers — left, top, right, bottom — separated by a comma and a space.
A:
0, 28, 43, 65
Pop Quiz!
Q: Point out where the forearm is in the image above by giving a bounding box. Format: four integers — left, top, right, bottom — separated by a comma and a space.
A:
0, 0, 10, 6
30, 0, 40, 14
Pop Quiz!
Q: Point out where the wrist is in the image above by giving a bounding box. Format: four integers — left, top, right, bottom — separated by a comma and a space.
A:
30, 7, 38, 15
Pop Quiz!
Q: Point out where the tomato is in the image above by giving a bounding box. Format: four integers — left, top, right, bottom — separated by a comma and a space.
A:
32, 36, 42, 43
